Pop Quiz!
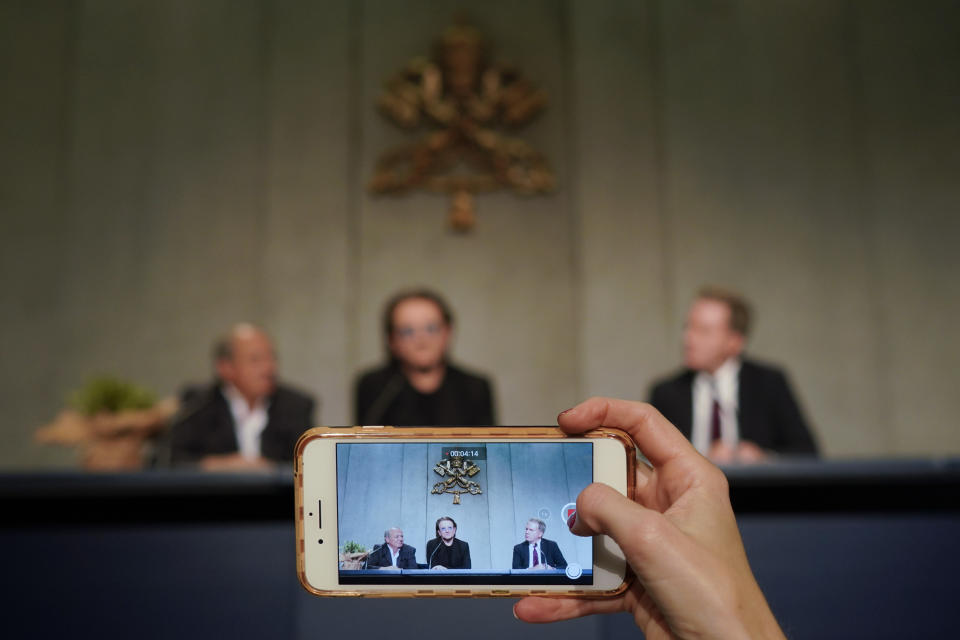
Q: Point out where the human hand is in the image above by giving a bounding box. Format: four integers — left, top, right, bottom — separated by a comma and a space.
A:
431, 565, 447, 570
198, 453, 274, 472
707, 439, 736, 464
513, 398, 785, 640
709, 440, 770, 465
735, 440, 769, 464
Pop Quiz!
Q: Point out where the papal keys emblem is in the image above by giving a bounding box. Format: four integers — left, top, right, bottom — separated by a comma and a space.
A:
431, 454, 483, 504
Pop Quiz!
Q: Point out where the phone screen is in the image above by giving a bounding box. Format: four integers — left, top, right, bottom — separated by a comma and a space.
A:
335, 441, 593, 585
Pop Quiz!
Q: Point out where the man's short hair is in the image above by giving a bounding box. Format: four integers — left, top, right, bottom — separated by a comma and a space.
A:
696, 286, 752, 337
384, 527, 402, 539
382, 289, 454, 338
527, 518, 546, 534
435, 516, 457, 537
211, 323, 266, 363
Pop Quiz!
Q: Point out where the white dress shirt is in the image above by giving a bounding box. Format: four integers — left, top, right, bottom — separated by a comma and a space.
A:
389, 546, 400, 567
222, 384, 269, 459
691, 358, 741, 455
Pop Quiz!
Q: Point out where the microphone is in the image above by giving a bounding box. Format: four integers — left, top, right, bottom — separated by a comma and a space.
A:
363, 373, 405, 424
427, 539, 441, 568
364, 543, 382, 570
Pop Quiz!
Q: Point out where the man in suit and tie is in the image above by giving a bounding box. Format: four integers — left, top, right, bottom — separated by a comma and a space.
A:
169, 323, 315, 470
365, 527, 418, 569
512, 518, 566, 570
649, 287, 818, 463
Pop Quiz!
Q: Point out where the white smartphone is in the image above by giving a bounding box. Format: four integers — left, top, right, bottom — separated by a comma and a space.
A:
294, 426, 635, 598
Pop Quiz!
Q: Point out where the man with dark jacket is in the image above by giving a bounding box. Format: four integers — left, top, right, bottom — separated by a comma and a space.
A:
355, 289, 495, 426
365, 527, 418, 569
649, 287, 817, 463
169, 324, 315, 469
512, 518, 567, 570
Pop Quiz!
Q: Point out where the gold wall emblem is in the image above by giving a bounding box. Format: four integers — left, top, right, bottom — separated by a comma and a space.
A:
431, 454, 483, 504
370, 19, 555, 232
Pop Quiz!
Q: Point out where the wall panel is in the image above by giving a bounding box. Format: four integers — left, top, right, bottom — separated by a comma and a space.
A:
353, 0, 578, 425
855, 0, 960, 455
262, 0, 353, 426
0, 1, 75, 467
1, 0, 958, 468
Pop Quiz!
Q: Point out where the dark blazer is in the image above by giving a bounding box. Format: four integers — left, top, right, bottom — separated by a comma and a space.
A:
426, 537, 471, 569
512, 539, 567, 570
354, 362, 495, 426
169, 382, 315, 465
365, 543, 418, 569
648, 358, 818, 456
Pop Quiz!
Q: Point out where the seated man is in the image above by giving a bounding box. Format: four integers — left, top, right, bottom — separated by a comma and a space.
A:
169, 323, 316, 470
365, 527, 418, 570
512, 518, 566, 570
649, 287, 818, 463
354, 289, 495, 426
426, 516, 471, 569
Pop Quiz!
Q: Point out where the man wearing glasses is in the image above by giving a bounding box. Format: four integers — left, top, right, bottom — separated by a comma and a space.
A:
354, 289, 496, 426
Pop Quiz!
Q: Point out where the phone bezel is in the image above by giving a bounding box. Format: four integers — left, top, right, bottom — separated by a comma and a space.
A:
294, 426, 636, 598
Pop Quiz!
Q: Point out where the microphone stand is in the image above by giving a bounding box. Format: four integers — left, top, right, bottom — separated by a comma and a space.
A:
427, 538, 442, 569
364, 544, 382, 570
363, 373, 405, 424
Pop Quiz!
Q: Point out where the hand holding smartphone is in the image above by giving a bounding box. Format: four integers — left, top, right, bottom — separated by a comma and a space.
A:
295, 426, 635, 598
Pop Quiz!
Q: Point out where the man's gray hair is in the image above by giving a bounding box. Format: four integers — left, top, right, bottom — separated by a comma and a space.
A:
384, 527, 402, 539
212, 323, 265, 362
528, 518, 546, 533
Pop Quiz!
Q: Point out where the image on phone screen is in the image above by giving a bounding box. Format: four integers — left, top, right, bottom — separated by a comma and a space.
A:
336, 441, 593, 585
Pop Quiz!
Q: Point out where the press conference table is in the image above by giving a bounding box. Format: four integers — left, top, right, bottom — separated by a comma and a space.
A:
3, 459, 959, 640
340, 569, 574, 574
338, 567, 591, 585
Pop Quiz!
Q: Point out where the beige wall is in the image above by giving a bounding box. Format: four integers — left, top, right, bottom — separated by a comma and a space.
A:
1, 0, 958, 468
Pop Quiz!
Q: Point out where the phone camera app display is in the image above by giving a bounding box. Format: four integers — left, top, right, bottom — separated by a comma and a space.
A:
335, 441, 593, 585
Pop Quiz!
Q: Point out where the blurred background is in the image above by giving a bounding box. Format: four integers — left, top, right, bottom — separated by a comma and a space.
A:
1, 0, 958, 466
3, 2, 960, 638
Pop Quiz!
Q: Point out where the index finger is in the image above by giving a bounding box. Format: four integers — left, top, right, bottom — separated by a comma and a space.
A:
557, 397, 697, 468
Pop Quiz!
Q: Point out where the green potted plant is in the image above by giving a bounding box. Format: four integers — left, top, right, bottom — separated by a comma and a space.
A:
339, 540, 369, 569
36, 375, 177, 470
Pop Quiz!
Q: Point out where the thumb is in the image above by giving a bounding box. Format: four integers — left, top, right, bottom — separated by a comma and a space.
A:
569, 482, 668, 566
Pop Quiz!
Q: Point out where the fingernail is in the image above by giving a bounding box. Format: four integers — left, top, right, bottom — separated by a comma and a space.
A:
557, 408, 575, 421
566, 510, 577, 530
512, 604, 519, 620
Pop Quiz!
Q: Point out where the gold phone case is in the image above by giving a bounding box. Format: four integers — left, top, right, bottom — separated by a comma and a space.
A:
294, 425, 636, 598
